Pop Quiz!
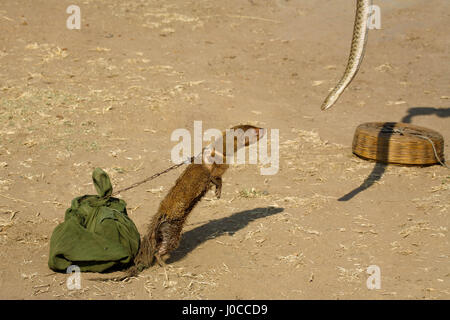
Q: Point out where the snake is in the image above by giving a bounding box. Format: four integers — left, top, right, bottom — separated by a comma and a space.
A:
321, 0, 373, 111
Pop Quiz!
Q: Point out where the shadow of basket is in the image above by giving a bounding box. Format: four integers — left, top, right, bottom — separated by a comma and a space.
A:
339, 122, 446, 201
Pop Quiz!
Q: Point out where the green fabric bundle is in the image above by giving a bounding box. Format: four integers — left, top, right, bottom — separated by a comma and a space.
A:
48, 168, 140, 273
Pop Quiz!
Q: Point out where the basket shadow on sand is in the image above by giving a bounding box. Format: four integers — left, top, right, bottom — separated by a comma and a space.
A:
338, 107, 450, 201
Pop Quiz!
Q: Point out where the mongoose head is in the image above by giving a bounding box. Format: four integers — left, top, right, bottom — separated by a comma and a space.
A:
220, 124, 266, 161
227, 124, 266, 151
202, 124, 266, 166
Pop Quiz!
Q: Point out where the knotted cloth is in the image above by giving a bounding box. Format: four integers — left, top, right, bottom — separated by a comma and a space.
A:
48, 168, 140, 272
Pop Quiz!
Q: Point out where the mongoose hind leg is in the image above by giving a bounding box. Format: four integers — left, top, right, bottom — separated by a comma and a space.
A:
211, 176, 222, 199
156, 219, 185, 261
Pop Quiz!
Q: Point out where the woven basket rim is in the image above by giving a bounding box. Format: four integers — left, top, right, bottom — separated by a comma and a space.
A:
352, 122, 445, 165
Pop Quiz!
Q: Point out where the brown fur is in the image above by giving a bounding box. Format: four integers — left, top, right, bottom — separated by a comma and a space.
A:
127, 125, 264, 277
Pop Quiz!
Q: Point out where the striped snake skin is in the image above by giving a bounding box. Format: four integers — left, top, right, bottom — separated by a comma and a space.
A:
321, 0, 372, 111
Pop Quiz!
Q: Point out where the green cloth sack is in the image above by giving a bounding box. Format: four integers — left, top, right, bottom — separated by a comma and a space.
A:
48, 168, 140, 273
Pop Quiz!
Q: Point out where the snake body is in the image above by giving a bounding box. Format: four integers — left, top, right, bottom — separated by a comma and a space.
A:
321, 0, 372, 111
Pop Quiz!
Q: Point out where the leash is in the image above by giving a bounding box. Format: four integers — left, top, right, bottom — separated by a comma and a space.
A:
111, 156, 196, 196
111, 139, 227, 196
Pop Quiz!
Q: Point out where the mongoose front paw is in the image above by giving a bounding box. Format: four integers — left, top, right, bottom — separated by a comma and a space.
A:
215, 187, 222, 199
154, 252, 168, 267
211, 176, 222, 199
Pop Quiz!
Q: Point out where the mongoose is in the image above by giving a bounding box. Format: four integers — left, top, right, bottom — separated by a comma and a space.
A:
127, 124, 266, 276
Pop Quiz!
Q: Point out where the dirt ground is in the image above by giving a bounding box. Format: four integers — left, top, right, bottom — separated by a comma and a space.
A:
0, 0, 449, 300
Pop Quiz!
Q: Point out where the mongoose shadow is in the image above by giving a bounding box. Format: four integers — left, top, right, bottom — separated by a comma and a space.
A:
339, 106, 449, 201
167, 206, 284, 263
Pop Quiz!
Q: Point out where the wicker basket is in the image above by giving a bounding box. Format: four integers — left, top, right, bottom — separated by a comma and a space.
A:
352, 122, 445, 165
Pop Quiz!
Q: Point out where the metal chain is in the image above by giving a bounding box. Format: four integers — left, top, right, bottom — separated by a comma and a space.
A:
111, 156, 196, 196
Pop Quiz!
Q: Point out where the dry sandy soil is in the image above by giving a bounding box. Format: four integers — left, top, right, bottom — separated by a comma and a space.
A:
0, 0, 449, 299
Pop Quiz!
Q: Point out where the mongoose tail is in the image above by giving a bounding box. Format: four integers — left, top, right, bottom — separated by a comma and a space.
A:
129, 125, 265, 276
